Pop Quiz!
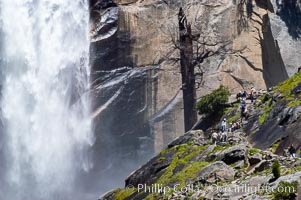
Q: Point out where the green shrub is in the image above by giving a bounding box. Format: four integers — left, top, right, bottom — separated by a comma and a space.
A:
249, 148, 260, 155
272, 181, 298, 200
272, 160, 281, 179
196, 86, 230, 116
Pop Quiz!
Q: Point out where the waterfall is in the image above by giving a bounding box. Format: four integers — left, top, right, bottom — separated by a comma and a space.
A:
0, 0, 94, 199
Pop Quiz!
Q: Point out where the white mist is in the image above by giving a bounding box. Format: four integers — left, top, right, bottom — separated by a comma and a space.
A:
0, 0, 94, 199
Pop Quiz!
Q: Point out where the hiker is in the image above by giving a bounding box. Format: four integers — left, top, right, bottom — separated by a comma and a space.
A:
221, 131, 227, 143
249, 89, 254, 103
211, 131, 218, 145
231, 122, 237, 131
221, 118, 227, 133
236, 91, 242, 101
289, 144, 296, 158
244, 105, 249, 119
249, 92, 254, 103
242, 91, 247, 100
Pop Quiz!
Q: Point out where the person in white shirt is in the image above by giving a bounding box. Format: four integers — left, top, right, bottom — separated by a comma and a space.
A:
211, 131, 218, 145
221, 118, 227, 133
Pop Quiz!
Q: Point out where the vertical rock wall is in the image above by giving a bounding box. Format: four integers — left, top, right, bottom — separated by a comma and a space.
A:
88, 0, 300, 192
268, 0, 301, 76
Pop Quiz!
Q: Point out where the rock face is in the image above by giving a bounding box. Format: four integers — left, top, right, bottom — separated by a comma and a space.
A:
88, 0, 301, 192
268, 0, 301, 76
250, 105, 301, 151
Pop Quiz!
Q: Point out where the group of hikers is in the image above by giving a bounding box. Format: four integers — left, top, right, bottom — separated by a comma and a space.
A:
210, 118, 242, 145
210, 87, 259, 145
211, 117, 300, 159
236, 87, 262, 122
236, 87, 263, 103
209, 86, 300, 159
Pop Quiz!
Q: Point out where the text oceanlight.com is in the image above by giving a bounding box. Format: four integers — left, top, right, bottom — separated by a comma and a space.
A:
134, 184, 296, 195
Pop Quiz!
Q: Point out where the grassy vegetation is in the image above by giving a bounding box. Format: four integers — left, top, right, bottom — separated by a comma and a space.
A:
256, 71, 301, 126
287, 99, 301, 107
212, 144, 233, 152
169, 161, 210, 186
114, 188, 136, 200
157, 144, 209, 187
269, 140, 281, 153
113, 144, 210, 200
259, 112, 269, 125
276, 71, 301, 107
258, 97, 275, 124
276, 71, 301, 96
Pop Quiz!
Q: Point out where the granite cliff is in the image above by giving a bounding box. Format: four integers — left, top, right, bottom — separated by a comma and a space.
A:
88, 0, 301, 192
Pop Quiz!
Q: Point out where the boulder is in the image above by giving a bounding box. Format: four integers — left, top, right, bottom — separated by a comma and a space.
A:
249, 153, 262, 165
234, 160, 246, 169
254, 160, 271, 173
243, 175, 269, 187
196, 161, 236, 184
219, 145, 248, 165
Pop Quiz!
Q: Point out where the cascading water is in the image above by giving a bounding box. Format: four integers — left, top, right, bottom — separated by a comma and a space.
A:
0, 0, 94, 199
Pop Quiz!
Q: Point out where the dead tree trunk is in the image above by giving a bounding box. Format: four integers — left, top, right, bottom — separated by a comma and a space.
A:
178, 8, 197, 132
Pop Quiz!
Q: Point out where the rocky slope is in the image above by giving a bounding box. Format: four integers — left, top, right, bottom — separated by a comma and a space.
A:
99, 71, 301, 199
246, 71, 301, 153
100, 131, 301, 199
88, 0, 301, 192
